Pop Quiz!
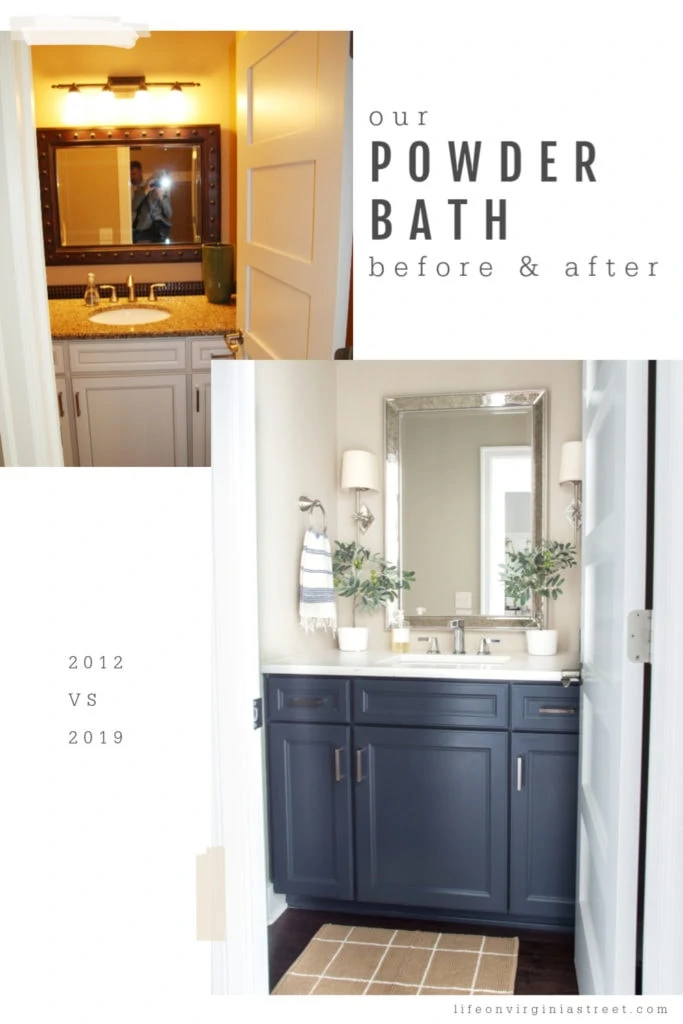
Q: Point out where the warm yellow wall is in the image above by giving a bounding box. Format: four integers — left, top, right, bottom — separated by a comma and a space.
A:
31, 31, 237, 285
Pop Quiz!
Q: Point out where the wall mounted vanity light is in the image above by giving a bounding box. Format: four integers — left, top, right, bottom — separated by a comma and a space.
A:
559, 440, 583, 540
52, 76, 201, 97
341, 450, 379, 541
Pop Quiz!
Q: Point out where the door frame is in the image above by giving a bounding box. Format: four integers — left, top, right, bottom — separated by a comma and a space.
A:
211, 359, 269, 994
641, 360, 683, 993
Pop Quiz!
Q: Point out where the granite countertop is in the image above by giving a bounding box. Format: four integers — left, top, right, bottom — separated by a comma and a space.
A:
49, 295, 237, 340
261, 650, 582, 683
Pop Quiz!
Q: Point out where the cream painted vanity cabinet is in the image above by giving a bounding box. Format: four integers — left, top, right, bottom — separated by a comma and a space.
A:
52, 336, 227, 467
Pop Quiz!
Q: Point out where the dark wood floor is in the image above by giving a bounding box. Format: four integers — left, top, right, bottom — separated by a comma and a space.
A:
269, 907, 579, 995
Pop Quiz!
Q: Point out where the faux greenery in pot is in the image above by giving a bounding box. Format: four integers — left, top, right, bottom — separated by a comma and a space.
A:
332, 540, 415, 651
499, 540, 578, 655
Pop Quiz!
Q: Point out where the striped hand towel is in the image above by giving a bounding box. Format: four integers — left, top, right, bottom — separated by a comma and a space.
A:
299, 528, 337, 633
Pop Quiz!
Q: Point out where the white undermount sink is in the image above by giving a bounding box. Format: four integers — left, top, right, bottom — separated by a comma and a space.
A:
89, 306, 171, 326
379, 653, 511, 666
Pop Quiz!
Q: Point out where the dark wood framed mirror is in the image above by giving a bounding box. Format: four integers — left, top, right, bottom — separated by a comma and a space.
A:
36, 124, 221, 265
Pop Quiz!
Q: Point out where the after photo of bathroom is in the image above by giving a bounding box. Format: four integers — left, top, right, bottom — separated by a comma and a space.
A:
211, 357, 683, 998
0, 28, 352, 468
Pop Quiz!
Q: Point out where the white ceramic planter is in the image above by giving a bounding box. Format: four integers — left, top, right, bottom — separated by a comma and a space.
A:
526, 629, 559, 656
337, 627, 369, 652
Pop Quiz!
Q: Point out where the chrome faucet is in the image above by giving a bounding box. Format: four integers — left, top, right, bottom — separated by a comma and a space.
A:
418, 636, 441, 654
99, 285, 118, 303
478, 637, 501, 656
449, 618, 465, 654
126, 274, 136, 302
148, 282, 167, 301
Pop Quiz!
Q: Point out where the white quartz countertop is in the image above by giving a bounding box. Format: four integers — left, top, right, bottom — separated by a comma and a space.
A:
261, 649, 581, 683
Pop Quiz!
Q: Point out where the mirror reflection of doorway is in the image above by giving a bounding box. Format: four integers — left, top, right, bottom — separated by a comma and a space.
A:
480, 446, 532, 616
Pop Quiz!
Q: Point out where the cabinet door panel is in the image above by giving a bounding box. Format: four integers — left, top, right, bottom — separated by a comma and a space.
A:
191, 372, 211, 467
355, 726, 508, 912
268, 722, 353, 900
55, 375, 76, 466
73, 374, 188, 467
510, 732, 579, 922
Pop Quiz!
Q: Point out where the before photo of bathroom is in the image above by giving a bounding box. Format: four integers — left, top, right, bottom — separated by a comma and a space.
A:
0, 28, 352, 468
211, 357, 683, 998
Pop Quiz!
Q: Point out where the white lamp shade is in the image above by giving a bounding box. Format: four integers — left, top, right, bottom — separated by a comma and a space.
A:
559, 441, 583, 483
341, 450, 379, 491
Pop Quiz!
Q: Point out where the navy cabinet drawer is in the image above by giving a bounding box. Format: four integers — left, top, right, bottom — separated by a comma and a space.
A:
265, 675, 351, 723
353, 678, 509, 729
511, 684, 580, 732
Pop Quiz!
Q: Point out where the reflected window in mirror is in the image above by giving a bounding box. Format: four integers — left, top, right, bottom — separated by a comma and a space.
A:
481, 445, 532, 615
385, 390, 547, 631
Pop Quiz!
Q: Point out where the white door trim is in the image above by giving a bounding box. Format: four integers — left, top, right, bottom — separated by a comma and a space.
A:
575, 360, 648, 995
642, 360, 683, 993
210, 359, 269, 994
0, 33, 63, 466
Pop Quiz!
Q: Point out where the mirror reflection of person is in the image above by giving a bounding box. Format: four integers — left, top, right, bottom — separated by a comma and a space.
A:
130, 161, 172, 243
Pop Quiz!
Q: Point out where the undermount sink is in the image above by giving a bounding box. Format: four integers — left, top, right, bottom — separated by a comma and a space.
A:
88, 306, 171, 326
379, 653, 511, 666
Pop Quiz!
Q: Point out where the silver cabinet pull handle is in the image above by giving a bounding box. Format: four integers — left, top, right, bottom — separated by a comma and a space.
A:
355, 748, 365, 783
517, 756, 523, 792
74, 391, 81, 417
334, 747, 344, 782
538, 707, 577, 715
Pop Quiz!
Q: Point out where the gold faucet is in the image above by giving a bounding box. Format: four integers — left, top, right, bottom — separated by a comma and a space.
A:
126, 274, 136, 302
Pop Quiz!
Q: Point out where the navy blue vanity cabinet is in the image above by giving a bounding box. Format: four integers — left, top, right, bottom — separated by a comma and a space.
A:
509, 683, 580, 923
354, 724, 509, 912
265, 673, 580, 929
266, 677, 354, 901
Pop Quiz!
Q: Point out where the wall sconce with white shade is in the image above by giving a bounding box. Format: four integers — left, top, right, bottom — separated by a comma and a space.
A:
341, 450, 379, 541
559, 441, 583, 539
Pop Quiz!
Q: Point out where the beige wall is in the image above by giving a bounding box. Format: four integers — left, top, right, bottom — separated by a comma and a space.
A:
255, 363, 338, 662
335, 361, 583, 653
31, 31, 237, 285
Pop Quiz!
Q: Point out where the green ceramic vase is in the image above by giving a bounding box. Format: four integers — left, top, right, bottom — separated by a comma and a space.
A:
202, 243, 235, 304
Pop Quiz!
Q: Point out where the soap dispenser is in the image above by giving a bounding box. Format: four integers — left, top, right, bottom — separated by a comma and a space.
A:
83, 272, 100, 306
391, 609, 410, 653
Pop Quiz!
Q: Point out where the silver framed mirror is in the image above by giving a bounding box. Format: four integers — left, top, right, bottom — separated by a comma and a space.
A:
385, 389, 547, 631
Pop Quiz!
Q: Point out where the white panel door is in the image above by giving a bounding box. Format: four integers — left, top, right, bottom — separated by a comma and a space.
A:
73, 374, 188, 467
236, 31, 352, 360
575, 361, 649, 994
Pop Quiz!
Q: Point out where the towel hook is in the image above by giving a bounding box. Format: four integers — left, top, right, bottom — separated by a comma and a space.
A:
299, 495, 327, 534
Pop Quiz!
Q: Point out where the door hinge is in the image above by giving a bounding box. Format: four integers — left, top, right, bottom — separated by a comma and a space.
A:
627, 610, 653, 664
253, 697, 263, 729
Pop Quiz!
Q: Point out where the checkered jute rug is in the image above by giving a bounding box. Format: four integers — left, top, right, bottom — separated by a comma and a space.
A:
272, 924, 519, 996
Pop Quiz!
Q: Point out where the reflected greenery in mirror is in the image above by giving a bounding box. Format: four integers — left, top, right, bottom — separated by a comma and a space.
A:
36, 125, 221, 265
384, 389, 547, 631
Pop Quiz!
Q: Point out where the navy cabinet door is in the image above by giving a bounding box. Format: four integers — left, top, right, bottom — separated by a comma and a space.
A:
268, 723, 353, 900
354, 726, 508, 913
510, 732, 579, 922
